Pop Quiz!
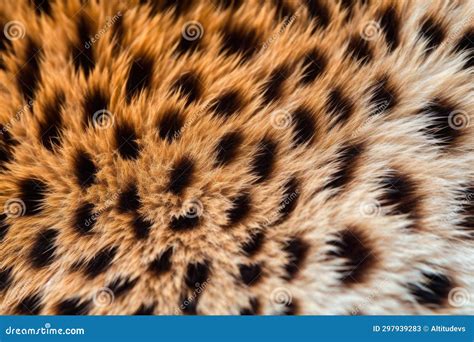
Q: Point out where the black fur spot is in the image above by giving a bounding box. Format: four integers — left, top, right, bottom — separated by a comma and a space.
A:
0, 143, 12, 167
380, 6, 399, 52
31, 0, 52, 16
0, 213, 9, 241
180, 295, 198, 315
460, 186, 474, 236
39, 92, 65, 151
74, 151, 97, 188
126, 55, 154, 103
112, 13, 124, 50
408, 272, 453, 307
277, 177, 300, 223
107, 276, 138, 298
292, 106, 316, 146
19, 178, 48, 216
140, 0, 160, 16
282, 300, 298, 315
84, 246, 117, 279
454, 29, 474, 69
380, 172, 420, 220
118, 184, 140, 213
328, 229, 375, 284
175, 34, 201, 56
261, 66, 288, 105
134, 303, 155, 315
326, 88, 353, 128
283, 237, 309, 280
158, 109, 183, 142
226, 193, 251, 226
185, 261, 210, 289
323, 144, 362, 192
220, 26, 260, 61
30, 229, 58, 268
115, 123, 140, 160
240, 297, 260, 315
0, 144, 12, 168
83, 87, 108, 128
171, 73, 201, 105
214, 131, 242, 167
0, 266, 13, 292
170, 214, 200, 232
165, 0, 193, 16
300, 49, 326, 85
347, 35, 372, 64
0, 21, 11, 52
250, 138, 277, 183
241, 231, 265, 257
304, 0, 330, 29
74, 202, 96, 234
149, 247, 173, 276
17, 293, 43, 315
0, 24, 11, 53
340, 0, 354, 18
0, 129, 10, 146
56, 297, 90, 315
167, 157, 194, 195
272, 0, 293, 21
419, 17, 445, 53
369, 76, 396, 115
0, 127, 17, 147
214, 0, 242, 10
132, 214, 153, 240
71, 16, 95, 77
211, 90, 243, 118
17, 39, 42, 101
420, 100, 461, 146
239, 263, 262, 286
143, 0, 193, 17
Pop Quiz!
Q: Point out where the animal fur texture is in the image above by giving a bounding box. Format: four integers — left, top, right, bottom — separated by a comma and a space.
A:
0, 0, 473, 315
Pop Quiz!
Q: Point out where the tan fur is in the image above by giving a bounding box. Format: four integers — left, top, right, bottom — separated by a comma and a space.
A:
0, 0, 473, 315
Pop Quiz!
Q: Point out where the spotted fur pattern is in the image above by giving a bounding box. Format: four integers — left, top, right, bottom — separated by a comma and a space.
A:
0, 0, 473, 315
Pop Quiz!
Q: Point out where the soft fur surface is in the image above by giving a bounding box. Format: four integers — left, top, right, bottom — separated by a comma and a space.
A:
0, 0, 473, 315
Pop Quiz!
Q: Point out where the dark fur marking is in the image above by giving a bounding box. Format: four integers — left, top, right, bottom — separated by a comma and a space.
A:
30, 229, 58, 268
